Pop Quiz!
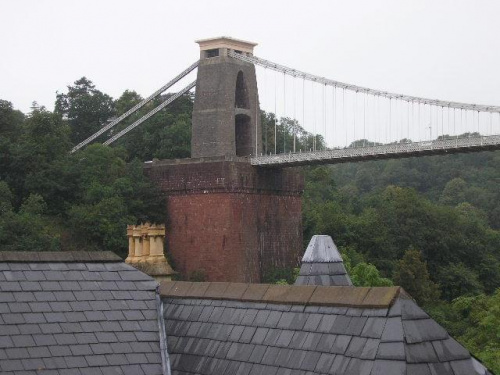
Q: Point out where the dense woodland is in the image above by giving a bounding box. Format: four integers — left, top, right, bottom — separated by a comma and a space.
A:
0, 78, 499, 371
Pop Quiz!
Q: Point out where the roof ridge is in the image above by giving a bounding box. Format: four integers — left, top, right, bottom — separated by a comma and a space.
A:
0, 251, 122, 263
159, 281, 402, 309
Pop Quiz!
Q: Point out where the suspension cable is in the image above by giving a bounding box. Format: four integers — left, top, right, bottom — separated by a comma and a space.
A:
71, 60, 199, 153
274, 70, 277, 154
293, 74, 296, 153
104, 81, 196, 146
229, 51, 500, 113
283, 72, 286, 153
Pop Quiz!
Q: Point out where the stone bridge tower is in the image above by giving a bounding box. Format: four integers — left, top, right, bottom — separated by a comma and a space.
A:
145, 37, 303, 283
192, 37, 261, 158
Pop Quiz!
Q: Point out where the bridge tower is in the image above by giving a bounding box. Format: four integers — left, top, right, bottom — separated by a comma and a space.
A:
146, 37, 303, 283
192, 37, 261, 158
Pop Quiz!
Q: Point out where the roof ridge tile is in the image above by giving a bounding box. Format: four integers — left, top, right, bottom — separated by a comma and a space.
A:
159, 281, 403, 309
0, 251, 122, 263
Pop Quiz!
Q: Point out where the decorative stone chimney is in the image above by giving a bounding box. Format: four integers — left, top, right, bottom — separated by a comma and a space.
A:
126, 223, 176, 282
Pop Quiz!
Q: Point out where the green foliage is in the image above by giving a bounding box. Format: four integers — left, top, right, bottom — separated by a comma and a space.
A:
0, 99, 23, 138
439, 177, 467, 205
346, 261, 393, 287
0, 93, 165, 257
66, 144, 165, 256
393, 248, 440, 304
0, 182, 59, 252
55, 77, 114, 144
111, 93, 193, 162
340, 247, 392, 287
438, 263, 484, 301
428, 290, 500, 373
351, 263, 393, 287
261, 112, 325, 155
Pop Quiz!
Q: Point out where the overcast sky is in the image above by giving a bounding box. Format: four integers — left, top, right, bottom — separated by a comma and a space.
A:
1, 0, 499, 123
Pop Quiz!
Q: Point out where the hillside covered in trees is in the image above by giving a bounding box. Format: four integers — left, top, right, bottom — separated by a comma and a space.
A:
0, 78, 499, 371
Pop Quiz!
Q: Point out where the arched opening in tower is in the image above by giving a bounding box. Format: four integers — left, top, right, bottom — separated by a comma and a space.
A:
235, 71, 250, 109
235, 114, 253, 156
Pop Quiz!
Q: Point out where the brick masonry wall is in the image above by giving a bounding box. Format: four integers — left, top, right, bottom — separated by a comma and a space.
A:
144, 158, 304, 282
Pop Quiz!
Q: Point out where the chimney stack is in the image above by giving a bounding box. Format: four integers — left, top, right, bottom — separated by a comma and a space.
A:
126, 223, 176, 282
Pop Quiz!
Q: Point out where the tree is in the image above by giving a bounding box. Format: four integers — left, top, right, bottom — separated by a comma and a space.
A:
350, 263, 393, 287
55, 77, 114, 144
440, 178, 467, 205
4, 107, 73, 210
393, 248, 440, 304
341, 247, 393, 287
0, 181, 13, 214
67, 144, 165, 256
261, 112, 325, 155
0, 183, 59, 252
456, 290, 500, 373
111, 93, 193, 161
0, 99, 24, 137
439, 263, 484, 301
429, 290, 500, 374
0, 101, 24, 190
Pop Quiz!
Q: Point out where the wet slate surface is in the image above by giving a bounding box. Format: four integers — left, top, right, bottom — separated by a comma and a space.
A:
295, 261, 353, 287
0, 260, 163, 375
163, 295, 490, 375
294, 236, 352, 287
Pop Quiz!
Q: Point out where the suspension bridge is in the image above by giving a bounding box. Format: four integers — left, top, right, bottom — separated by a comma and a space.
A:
71, 37, 500, 168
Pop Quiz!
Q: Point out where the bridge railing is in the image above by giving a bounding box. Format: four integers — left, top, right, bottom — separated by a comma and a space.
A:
251, 135, 500, 167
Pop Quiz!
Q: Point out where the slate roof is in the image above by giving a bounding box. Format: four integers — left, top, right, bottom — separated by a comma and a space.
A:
295, 235, 352, 286
0, 251, 166, 375
160, 281, 493, 375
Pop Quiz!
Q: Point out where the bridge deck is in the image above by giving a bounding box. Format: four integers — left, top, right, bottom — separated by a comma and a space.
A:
251, 135, 500, 167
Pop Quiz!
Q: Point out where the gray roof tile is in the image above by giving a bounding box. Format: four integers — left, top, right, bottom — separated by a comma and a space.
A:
381, 317, 404, 342
275, 330, 294, 347
360, 338, 380, 359
361, 317, 386, 338
376, 341, 406, 360
402, 318, 448, 344
331, 334, 352, 354
315, 352, 336, 372
11, 334, 36, 347
1, 260, 162, 374
69, 344, 93, 356
161, 292, 489, 375
432, 337, 470, 362
400, 298, 430, 320
371, 359, 406, 375
0, 336, 14, 348
345, 358, 374, 375
26, 346, 51, 358
406, 341, 439, 363
450, 359, 482, 375
428, 361, 455, 375
316, 333, 336, 352
407, 363, 432, 375
330, 355, 351, 374
2, 359, 24, 371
